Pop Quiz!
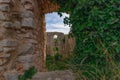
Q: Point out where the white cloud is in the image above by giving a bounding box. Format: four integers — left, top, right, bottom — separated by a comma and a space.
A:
45, 12, 70, 34
46, 24, 70, 34
46, 23, 69, 29
47, 29, 70, 34
61, 13, 70, 19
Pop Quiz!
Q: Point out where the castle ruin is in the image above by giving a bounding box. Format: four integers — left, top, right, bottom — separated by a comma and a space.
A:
0, 0, 59, 80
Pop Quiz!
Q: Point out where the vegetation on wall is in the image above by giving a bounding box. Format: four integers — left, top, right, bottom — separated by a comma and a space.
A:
46, 54, 73, 71
18, 67, 37, 80
50, 0, 120, 79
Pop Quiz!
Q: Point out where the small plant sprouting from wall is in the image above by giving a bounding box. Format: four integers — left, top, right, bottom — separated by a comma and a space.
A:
53, 47, 59, 52
53, 47, 59, 55
54, 38, 58, 43
62, 37, 65, 44
18, 67, 37, 80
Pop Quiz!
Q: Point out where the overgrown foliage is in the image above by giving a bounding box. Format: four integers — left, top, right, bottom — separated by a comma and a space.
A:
46, 54, 73, 71
19, 67, 37, 80
51, 0, 120, 79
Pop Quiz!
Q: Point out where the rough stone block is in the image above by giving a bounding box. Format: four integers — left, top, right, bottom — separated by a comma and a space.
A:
0, 0, 11, 3
0, 67, 5, 71
24, 3, 33, 10
28, 39, 38, 44
0, 12, 9, 21
4, 47, 15, 53
0, 46, 3, 52
0, 53, 10, 58
4, 70, 18, 80
13, 21, 21, 29
21, 18, 35, 29
0, 58, 7, 65
2, 22, 13, 28
0, 4, 10, 12
0, 39, 17, 47
18, 55, 34, 63
24, 33, 33, 38
21, 0, 33, 10
23, 63, 32, 70
21, 10, 34, 18
18, 43, 33, 55
32, 70, 74, 80
21, 0, 32, 4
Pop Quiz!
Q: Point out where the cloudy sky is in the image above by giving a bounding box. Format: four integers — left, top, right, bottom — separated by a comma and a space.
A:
45, 12, 70, 34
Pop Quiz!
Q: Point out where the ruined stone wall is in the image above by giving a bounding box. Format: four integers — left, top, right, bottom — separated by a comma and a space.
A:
0, 0, 73, 80
0, 0, 46, 80
46, 32, 75, 57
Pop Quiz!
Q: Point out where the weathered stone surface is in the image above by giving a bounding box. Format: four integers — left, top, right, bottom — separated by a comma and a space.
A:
0, 58, 7, 65
0, 46, 3, 52
0, 0, 11, 3
4, 47, 15, 53
23, 63, 32, 70
24, 33, 33, 38
32, 70, 74, 80
13, 21, 21, 29
4, 70, 18, 80
0, 67, 5, 71
21, 0, 32, 4
21, 18, 35, 29
0, 12, 9, 21
21, 0, 33, 10
21, 10, 34, 18
18, 55, 34, 63
0, 4, 10, 12
2, 22, 13, 28
0, 53, 10, 58
0, 39, 17, 47
16, 30, 21, 34
24, 3, 33, 10
18, 43, 33, 55
28, 39, 37, 44
0, 0, 60, 79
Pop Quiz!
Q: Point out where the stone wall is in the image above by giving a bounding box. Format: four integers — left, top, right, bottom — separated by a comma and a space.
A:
46, 32, 75, 57
0, 0, 73, 80
32, 70, 74, 80
0, 0, 46, 80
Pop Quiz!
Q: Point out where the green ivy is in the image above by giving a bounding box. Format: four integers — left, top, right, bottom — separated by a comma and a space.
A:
51, 0, 120, 78
52, 0, 120, 63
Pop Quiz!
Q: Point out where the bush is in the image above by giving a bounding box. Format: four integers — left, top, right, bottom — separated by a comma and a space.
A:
18, 67, 37, 80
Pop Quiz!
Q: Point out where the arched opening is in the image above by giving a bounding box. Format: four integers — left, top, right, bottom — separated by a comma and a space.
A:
45, 12, 75, 71
53, 35, 58, 39
45, 12, 70, 55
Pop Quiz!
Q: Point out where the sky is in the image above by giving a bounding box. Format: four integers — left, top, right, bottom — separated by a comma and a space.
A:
45, 12, 70, 34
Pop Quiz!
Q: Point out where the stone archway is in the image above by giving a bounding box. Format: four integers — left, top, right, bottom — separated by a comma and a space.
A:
0, 0, 58, 80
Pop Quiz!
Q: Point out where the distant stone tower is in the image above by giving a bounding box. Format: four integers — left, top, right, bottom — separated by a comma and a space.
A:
0, 0, 58, 80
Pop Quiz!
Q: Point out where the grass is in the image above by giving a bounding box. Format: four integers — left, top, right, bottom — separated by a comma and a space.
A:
46, 53, 73, 71
46, 54, 120, 80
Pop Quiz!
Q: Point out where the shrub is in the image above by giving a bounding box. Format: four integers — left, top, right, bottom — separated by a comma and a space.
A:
18, 67, 37, 80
